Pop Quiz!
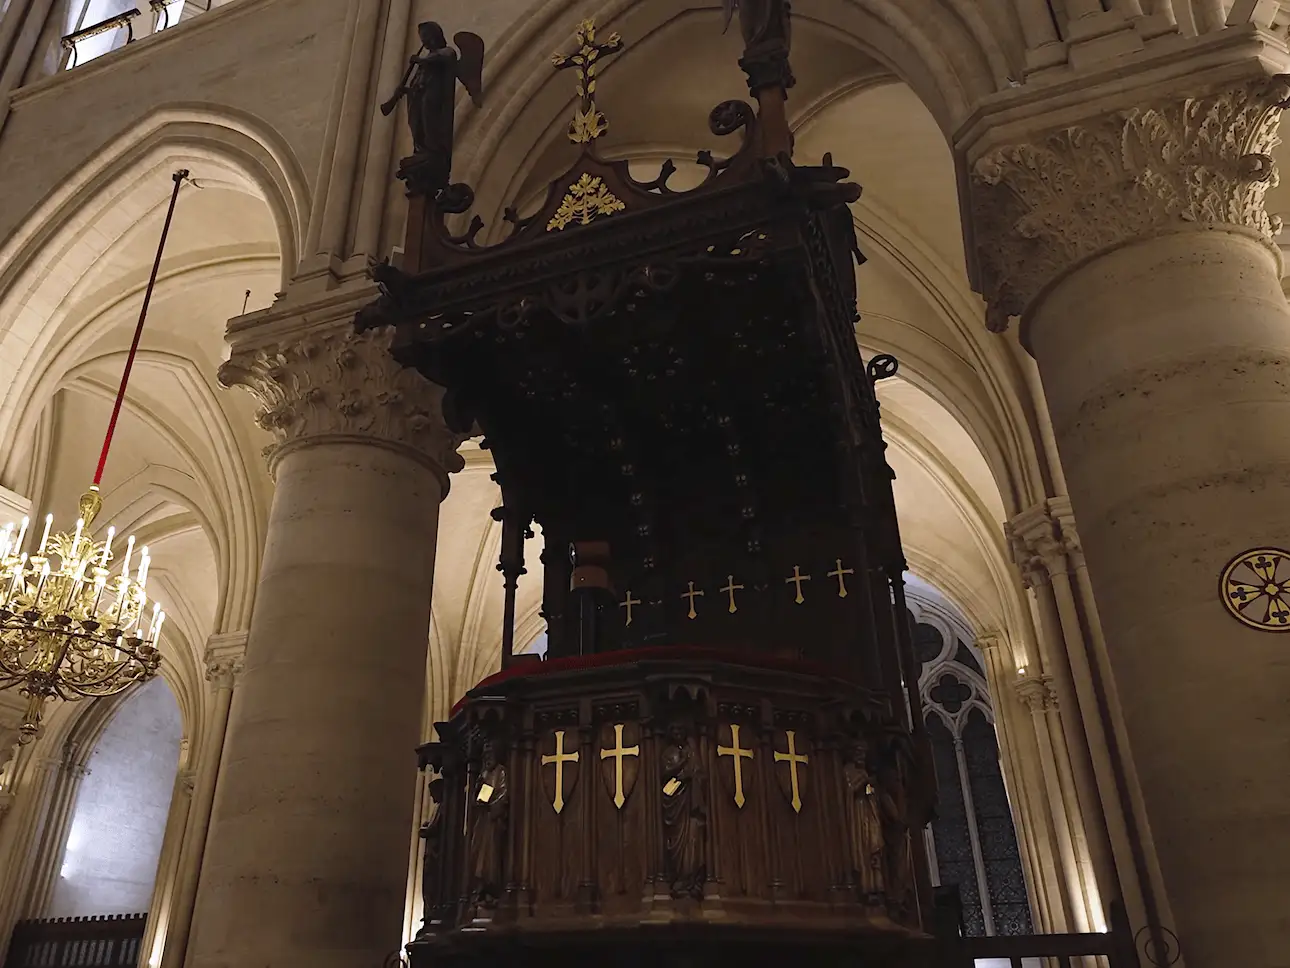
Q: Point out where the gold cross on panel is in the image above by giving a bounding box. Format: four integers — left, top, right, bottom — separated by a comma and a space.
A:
785, 565, 811, 604
773, 730, 809, 814
827, 559, 854, 598
541, 729, 579, 814
717, 723, 754, 809
598, 723, 640, 809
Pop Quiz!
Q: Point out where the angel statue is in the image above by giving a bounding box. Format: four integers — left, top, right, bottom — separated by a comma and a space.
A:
721, 0, 792, 57
381, 22, 484, 194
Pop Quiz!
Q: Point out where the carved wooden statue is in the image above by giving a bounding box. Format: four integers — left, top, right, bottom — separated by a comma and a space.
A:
381, 21, 484, 194
660, 725, 706, 898
721, 0, 792, 55
417, 776, 445, 933
842, 742, 885, 900
466, 742, 509, 911
877, 736, 917, 917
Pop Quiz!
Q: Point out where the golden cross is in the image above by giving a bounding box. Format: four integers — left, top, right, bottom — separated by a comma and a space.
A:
827, 559, 855, 599
620, 589, 640, 627
773, 730, 809, 814
719, 575, 744, 614
598, 723, 640, 809
681, 581, 704, 620
550, 18, 623, 144
717, 723, 754, 809
785, 565, 811, 604
540, 729, 580, 814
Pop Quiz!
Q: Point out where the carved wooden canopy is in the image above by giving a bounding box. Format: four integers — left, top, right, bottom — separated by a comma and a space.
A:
356, 100, 910, 697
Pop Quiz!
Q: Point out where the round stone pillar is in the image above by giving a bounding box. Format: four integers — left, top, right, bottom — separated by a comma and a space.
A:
970, 77, 1290, 967
186, 327, 463, 968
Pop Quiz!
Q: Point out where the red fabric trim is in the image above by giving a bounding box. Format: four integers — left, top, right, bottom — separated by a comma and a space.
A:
450, 645, 850, 716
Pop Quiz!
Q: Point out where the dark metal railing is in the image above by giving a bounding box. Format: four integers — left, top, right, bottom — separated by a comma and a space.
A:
60, 9, 141, 68
933, 886, 1141, 967
3, 913, 147, 968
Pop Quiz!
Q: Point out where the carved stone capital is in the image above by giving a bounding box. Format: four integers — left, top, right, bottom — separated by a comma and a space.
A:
218, 326, 467, 480
1007, 500, 1082, 586
1015, 674, 1058, 713
970, 76, 1290, 331
204, 631, 249, 688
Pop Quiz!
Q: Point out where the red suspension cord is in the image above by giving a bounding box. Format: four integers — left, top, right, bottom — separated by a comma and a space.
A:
93, 169, 189, 486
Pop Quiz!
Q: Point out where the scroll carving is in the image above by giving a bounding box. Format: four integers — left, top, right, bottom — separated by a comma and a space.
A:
218, 327, 466, 475
971, 76, 1290, 331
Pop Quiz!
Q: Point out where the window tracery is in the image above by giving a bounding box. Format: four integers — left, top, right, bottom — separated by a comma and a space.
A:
906, 583, 1033, 938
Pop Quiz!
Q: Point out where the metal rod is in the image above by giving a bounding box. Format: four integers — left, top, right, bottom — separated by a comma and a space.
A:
93, 169, 188, 486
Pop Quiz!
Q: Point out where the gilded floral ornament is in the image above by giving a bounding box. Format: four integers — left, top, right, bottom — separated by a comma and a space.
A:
217, 327, 466, 478
971, 76, 1290, 332
551, 18, 623, 145
547, 173, 627, 231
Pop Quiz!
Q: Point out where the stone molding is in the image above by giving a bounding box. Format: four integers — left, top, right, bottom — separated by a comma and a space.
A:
218, 326, 466, 479
204, 631, 249, 688
970, 75, 1290, 332
1006, 499, 1081, 587
1016, 673, 1059, 713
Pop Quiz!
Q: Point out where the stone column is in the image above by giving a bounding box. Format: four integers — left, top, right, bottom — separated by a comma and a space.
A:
186, 325, 463, 968
970, 74, 1290, 966
158, 632, 246, 968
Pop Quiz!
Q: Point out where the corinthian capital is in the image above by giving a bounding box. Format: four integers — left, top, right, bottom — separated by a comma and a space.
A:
970, 76, 1290, 331
1015, 673, 1058, 713
219, 327, 466, 478
204, 631, 248, 688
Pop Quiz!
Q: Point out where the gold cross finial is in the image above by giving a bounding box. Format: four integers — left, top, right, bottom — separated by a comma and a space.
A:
681, 581, 705, 620
551, 18, 623, 143
827, 559, 855, 598
785, 565, 811, 605
620, 589, 640, 627
720, 575, 744, 614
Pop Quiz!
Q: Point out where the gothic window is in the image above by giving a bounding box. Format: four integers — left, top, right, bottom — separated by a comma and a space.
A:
908, 590, 1034, 938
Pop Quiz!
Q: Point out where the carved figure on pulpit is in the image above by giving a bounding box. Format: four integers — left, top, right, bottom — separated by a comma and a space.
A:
380, 22, 484, 195
876, 734, 917, 918
720, 0, 793, 91
466, 741, 508, 911
416, 777, 446, 933
660, 724, 706, 898
842, 741, 885, 900
721, 0, 791, 51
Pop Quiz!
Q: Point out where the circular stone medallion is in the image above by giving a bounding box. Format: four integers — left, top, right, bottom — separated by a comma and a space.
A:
1220, 548, 1290, 632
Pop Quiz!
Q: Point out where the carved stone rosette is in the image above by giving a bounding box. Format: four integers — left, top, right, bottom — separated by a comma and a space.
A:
970, 76, 1290, 332
218, 327, 466, 479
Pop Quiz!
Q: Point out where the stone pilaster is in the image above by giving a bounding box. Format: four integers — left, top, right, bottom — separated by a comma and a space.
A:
968, 74, 1290, 334
157, 631, 248, 968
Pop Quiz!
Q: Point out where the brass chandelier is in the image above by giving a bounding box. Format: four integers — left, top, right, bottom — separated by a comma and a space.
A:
0, 169, 188, 744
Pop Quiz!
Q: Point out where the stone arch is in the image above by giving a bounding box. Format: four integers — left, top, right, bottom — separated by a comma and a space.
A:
454, 0, 1010, 228
0, 103, 308, 472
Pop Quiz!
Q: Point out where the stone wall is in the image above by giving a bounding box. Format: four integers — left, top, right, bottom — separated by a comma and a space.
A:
46, 680, 182, 918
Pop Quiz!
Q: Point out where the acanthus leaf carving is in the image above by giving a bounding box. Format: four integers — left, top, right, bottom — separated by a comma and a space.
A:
218, 327, 467, 477
971, 76, 1290, 331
